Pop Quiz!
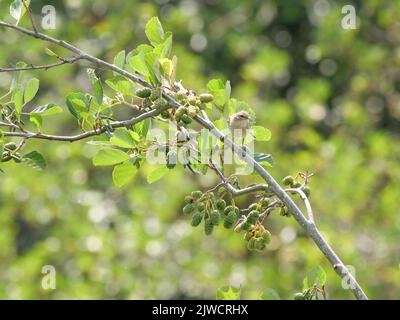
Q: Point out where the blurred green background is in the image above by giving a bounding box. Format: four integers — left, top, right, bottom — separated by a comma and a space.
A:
0, 0, 399, 299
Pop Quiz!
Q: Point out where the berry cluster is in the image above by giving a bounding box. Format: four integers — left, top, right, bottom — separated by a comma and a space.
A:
1, 142, 21, 163
182, 189, 239, 236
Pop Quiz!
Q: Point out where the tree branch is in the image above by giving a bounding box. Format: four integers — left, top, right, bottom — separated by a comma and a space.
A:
0, 56, 84, 73
0, 21, 368, 300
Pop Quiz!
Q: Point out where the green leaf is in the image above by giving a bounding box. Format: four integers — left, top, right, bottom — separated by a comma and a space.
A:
207, 79, 230, 109
254, 152, 273, 168
251, 126, 272, 142
159, 58, 173, 78
87, 69, 103, 104
207, 79, 225, 91
145, 17, 165, 46
153, 33, 172, 58
144, 51, 161, 85
134, 118, 151, 137
10, 0, 30, 24
22, 150, 46, 170
260, 289, 280, 300
65, 92, 88, 119
110, 128, 138, 148
130, 52, 150, 77
112, 161, 137, 187
303, 266, 327, 289
12, 85, 24, 118
45, 48, 58, 58
92, 148, 130, 166
105, 76, 133, 96
216, 286, 241, 300
29, 113, 42, 129
113, 50, 126, 69
31, 103, 62, 116
147, 165, 169, 184
24, 78, 40, 104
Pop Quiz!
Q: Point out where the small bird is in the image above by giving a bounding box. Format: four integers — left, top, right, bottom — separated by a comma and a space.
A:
228, 111, 250, 144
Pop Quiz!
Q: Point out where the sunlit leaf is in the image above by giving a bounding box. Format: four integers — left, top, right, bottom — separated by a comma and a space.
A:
92, 148, 130, 166
145, 16, 165, 46
147, 165, 169, 184
260, 289, 280, 300
112, 161, 137, 187
22, 150, 46, 170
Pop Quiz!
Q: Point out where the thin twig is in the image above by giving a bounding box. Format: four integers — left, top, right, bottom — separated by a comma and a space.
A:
285, 187, 315, 223
0, 56, 84, 73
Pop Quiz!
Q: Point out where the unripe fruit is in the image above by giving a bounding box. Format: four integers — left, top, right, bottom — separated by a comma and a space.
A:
282, 176, 294, 186
303, 186, 311, 197
166, 150, 177, 169
176, 90, 187, 100
199, 103, 207, 110
183, 203, 195, 215
135, 88, 151, 98
247, 210, 260, 224
248, 203, 258, 211
143, 97, 152, 109
188, 96, 197, 106
216, 199, 226, 211
244, 231, 253, 241
204, 219, 214, 235
4, 142, 17, 151
293, 181, 302, 188
210, 210, 220, 226
294, 293, 305, 300
280, 206, 289, 217
181, 114, 192, 124
224, 211, 237, 229
187, 105, 197, 117
191, 191, 203, 199
184, 195, 194, 204
191, 212, 203, 227
240, 221, 252, 231
224, 205, 234, 216
199, 93, 214, 103
260, 198, 270, 207
261, 230, 271, 243
155, 98, 168, 109
175, 106, 187, 120
160, 111, 170, 119
1, 152, 11, 162
197, 202, 206, 212
150, 89, 161, 101
254, 238, 266, 251
217, 186, 225, 196
247, 238, 256, 250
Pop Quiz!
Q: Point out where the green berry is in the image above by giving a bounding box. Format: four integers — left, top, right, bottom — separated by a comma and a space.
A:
247, 210, 260, 224
261, 230, 271, 243
294, 292, 305, 300
247, 238, 256, 250
204, 219, 214, 235
216, 199, 226, 211
176, 90, 187, 100
244, 231, 253, 241
240, 221, 252, 231
224, 205, 234, 216
224, 211, 237, 229
160, 110, 170, 119
187, 105, 197, 117
260, 198, 270, 208
175, 106, 186, 120
210, 210, 220, 226
155, 98, 168, 109
1, 151, 11, 162
184, 195, 194, 204
282, 176, 294, 186
135, 88, 151, 98
191, 191, 203, 199
248, 203, 258, 211
197, 202, 206, 212
293, 181, 302, 188
199, 93, 214, 103
303, 186, 311, 197
188, 96, 197, 106
181, 114, 192, 124
150, 89, 161, 101
4, 142, 17, 151
166, 150, 177, 169
183, 203, 195, 215
254, 238, 267, 251
191, 212, 203, 227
